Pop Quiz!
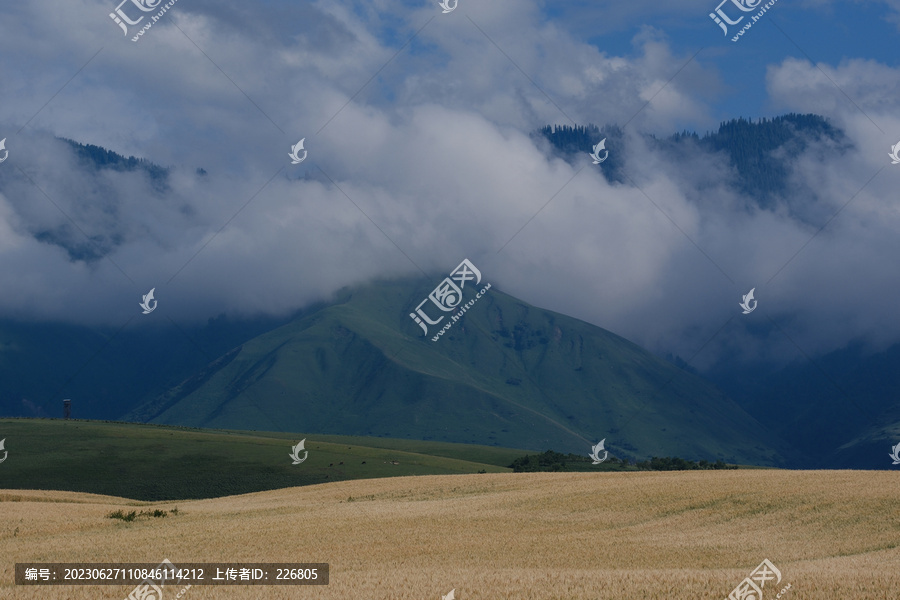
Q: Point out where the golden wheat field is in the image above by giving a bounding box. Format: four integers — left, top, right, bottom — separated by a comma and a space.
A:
1, 470, 898, 600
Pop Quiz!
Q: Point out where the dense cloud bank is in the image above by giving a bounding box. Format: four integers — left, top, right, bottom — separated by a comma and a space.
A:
0, 0, 898, 370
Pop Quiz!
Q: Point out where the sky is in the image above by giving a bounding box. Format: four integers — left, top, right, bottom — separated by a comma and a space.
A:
0, 0, 899, 371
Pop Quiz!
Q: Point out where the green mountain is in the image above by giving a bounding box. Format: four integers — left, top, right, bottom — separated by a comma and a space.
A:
124, 277, 796, 466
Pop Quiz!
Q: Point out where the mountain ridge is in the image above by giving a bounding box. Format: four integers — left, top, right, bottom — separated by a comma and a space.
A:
124, 277, 797, 466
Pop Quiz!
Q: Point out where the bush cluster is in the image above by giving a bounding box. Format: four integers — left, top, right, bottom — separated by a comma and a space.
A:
106, 508, 172, 521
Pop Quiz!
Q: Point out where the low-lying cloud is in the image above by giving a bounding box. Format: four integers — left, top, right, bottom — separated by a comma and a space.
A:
0, 0, 898, 372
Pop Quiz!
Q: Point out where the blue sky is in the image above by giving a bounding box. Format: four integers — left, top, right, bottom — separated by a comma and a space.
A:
545, 0, 900, 130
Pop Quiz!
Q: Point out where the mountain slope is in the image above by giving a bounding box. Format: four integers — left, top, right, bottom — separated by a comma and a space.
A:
707, 340, 900, 469
125, 278, 796, 466
0, 314, 292, 420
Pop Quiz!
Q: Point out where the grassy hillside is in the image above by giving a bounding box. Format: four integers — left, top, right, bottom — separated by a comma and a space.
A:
1, 470, 897, 599
125, 278, 798, 466
0, 419, 530, 501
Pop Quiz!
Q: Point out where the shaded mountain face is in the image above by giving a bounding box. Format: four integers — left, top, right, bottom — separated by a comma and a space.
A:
125, 277, 797, 466
705, 340, 900, 469
0, 313, 293, 421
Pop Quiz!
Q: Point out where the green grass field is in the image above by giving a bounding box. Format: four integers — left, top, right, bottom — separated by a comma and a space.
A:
0, 418, 540, 501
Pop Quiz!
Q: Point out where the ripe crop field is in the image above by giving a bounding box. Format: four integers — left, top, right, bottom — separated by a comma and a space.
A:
1, 470, 897, 599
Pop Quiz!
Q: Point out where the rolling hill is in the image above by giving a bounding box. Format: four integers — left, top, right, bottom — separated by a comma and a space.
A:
0, 419, 523, 501
2, 470, 897, 599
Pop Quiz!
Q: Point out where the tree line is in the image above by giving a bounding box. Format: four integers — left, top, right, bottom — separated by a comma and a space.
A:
508, 449, 738, 472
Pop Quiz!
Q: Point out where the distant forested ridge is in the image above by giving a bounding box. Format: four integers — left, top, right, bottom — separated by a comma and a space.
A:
535, 123, 604, 156
665, 113, 845, 203
63, 138, 169, 183
534, 123, 625, 182
536, 113, 846, 205
15, 140, 175, 262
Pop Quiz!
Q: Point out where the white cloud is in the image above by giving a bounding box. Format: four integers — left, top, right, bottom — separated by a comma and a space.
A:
0, 0, 898, 370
